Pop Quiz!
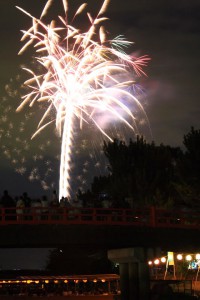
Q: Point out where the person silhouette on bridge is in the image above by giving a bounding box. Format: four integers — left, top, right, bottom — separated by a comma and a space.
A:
16, 196, 25, 221
1, 190, 15, 207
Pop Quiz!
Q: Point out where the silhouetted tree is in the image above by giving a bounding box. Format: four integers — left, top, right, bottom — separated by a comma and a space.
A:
102, 136, 183, 207
176, 127, 200, 207
80, 128, 200, 209
183, 127, 200, 179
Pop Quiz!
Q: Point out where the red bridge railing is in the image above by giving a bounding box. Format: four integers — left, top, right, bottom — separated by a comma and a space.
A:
0, 206, 199, 229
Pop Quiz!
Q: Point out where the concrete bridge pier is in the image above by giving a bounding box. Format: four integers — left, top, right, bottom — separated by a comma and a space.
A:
108, 247, 159, 300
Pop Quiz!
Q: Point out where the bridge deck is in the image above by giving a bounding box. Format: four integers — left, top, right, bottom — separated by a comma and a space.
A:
0, 206, 198, 229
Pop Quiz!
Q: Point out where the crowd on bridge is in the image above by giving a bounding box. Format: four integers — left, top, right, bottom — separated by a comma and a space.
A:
0, 189, 131, 214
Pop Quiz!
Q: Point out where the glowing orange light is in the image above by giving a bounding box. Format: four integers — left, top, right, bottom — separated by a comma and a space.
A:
186, 255, 192, 261
27, 280, 32, 284
74, 280, 79, 283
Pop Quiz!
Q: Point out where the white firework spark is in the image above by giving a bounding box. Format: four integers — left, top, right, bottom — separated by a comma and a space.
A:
16, 0, 150, 200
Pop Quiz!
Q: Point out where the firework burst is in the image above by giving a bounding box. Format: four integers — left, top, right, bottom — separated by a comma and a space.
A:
16, 0, 150, 200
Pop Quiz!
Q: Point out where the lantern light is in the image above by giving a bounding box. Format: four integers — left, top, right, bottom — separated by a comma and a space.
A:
74, 280, 79, 283
27, 280, 32, 284
161, 257, 166, 263
186, 255, 192, 261
177, 254, 183, 260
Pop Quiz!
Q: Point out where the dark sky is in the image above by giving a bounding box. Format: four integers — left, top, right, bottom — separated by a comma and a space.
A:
0, 0, 200, 198
0, 248, 51, 270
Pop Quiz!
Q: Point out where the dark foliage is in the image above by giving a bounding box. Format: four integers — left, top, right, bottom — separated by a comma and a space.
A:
80, 127, 200, 209
46, 247, 116, 275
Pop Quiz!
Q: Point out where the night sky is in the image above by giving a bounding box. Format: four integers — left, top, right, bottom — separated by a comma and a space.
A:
0, 0, 199, 270
0, 248, 52, 270
0, 0, 200, 197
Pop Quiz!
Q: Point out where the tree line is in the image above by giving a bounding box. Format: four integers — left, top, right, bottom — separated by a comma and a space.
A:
79, 127, 200, 209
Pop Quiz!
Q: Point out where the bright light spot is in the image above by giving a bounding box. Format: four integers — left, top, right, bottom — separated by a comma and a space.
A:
186, 255, 192, 261
74, 280, 79, 283
27, 280, 32, 284
177, 254, 183, 260
161, 257, 166, 263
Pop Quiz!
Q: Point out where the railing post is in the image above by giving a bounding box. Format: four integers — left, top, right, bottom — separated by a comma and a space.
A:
149, 206, 156, 227
1, 207, 5, 225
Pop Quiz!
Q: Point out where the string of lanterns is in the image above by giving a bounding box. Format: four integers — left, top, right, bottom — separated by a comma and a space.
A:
148, 253, 200, 266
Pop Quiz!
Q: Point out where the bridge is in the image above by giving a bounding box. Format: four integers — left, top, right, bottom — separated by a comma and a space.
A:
0, 206, 198, 250
0, 206, 199, 300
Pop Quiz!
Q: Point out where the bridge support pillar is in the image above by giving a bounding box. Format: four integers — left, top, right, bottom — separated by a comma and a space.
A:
108, 247, 157, 300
